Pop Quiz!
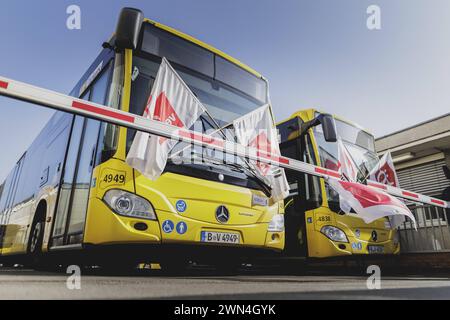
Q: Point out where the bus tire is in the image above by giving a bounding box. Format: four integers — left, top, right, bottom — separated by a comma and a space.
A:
27, 202, 46, 268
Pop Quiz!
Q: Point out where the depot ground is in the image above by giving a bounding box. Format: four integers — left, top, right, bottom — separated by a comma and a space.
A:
1, 265, 450, 299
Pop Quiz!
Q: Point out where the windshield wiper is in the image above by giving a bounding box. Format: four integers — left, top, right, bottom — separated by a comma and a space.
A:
169, 153, 272, 195
198, 152, 272, 195
197, 114, 273, 191
168, 108, 273, 195
218, 160, 272, 195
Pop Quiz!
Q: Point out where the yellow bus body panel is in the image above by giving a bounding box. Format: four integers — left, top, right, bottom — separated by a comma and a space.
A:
83, 158, 284, 251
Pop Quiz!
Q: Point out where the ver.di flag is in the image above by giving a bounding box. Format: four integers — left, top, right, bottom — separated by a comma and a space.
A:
327, 178, 417, 228
331, 141, 416, 228
336, 138, 360, 212
336, 138, 358, 213
233, 104, 290, 202
368, 151, 400, 187
338, 139, 359, 182
368, 151, 404, 228
126, 57, 206, 180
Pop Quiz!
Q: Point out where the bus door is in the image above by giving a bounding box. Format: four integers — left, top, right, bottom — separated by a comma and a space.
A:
50, 65, 112, 248
0, 154, 25, 250
278, 118, 322, 256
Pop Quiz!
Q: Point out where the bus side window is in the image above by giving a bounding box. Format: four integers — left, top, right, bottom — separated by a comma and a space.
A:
303, 134, 322, 210
126, 57, 157, 152
52, 116, 85, 243
0, 182, 4, 241
2, 154, 26, 226
0, 173, 14, 225
66, 70, 110, 242
90, 67, 110, 104
278, 117, 299, 143
0, 175, 13, 243
0, 183, 4, 208
278, 119, 321, 211
89, 61, 118, 165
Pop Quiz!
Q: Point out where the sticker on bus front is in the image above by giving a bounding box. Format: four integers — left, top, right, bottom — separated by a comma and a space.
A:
176, 222, 188, 234
176, 200, 187, 213
162, 220, 174, 233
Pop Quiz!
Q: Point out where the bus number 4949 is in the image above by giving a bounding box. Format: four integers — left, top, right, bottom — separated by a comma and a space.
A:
103, 174, 125, 184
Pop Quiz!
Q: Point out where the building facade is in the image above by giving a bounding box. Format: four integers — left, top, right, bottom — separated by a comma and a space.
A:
376, 113, 450, 253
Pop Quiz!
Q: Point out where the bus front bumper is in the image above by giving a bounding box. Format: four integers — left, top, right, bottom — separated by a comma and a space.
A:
308, 231, 400, 258
83, 198, 284, 255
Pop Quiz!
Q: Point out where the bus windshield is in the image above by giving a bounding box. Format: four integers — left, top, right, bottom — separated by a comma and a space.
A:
127, 24, 270, 192
314, 116, 379, 208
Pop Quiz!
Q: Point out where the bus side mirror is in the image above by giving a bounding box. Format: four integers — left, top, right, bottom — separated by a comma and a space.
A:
320, 114, 337, 142
115, 7, 144, 50
299, 113, 337, 142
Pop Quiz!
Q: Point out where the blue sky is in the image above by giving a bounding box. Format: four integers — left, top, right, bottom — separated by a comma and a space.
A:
1, 0, 450, 181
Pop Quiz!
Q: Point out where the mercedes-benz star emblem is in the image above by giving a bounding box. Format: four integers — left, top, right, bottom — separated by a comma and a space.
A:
371, 230, 378, 242
215, 205, 230, 223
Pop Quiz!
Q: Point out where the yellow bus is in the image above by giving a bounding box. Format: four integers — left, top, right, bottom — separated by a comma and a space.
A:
277, 109, 400, 258
0, 8, 284, 270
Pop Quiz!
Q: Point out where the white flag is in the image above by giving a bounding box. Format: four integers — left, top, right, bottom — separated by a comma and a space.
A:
336, 139, 359, 213
233, 104, 290, 202
338, 139, 359, 182
331, 143, 414, 228
369, 151, 404, 228
126, 57, 205, 180
369, 151, 400, 187
327, 178, 416, 229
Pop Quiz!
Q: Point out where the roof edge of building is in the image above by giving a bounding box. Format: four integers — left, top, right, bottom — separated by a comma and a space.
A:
376, 112, 450, 141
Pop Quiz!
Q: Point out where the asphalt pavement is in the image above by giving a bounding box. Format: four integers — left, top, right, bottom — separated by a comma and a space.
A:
0, 266, 450, 299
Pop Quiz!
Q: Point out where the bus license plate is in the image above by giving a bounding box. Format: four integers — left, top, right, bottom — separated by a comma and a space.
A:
368, 245, 384, 254
200, 231, 240, 244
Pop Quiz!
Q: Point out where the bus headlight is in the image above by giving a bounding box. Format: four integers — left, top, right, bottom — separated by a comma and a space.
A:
320, 225, 348, 242
268, 214, 284, 232
103, 189, 157, 220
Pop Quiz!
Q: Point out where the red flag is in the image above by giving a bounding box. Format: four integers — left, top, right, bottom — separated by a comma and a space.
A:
369, 151, 399, 187
338, 139, 359, 182
327, 178, 417, 228
248, 131, 272, 176
368, 151, 405, 228
126, 57, 206, 180
233, 104, 290, 202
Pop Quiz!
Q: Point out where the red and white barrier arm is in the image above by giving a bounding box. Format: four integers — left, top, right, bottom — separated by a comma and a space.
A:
0, 76, 448, 209
367, 180, 447, 208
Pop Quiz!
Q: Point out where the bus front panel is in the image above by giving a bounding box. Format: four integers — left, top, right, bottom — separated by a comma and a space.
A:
278, 110, 399, 259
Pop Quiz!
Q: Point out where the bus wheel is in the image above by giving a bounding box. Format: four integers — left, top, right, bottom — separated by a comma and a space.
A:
27, 219, 45, 268
29, 221, 44, 254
